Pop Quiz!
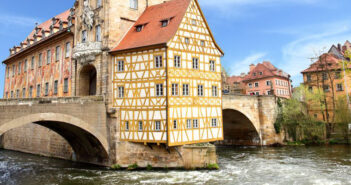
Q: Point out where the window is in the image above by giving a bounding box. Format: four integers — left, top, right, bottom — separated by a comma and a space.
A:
174, 55, 181, 68
118, 60, 124, 72
82, 30, 87, 43
253, 73, 256, 76
192, 19, 197, 25
136, 25, 143, 32
6, 67, 9, 78
118, 86, 125, 98
266, 80, 271, 86
335, 71, 341, 79
55, 46, 60, 62
156, 84, 163, 96
64, 78, 69, 93
125, 121, 129, 131
5, 92, 8, 99
22, 88, 26, 98
29, 86, 33, 98
306, 74, 311, 82
47, 50, 51, 64
16, 90, 19, 98
211, 118, 218, 127
210, 60, 215, 72
198, 85, 204, 96
155, 56, 162, 68
185, 37, 190, 44
39, 53, 42, 67
173, 120, 178, 129
18, 62, 21, 74
337, 84, 343, 91
212, 86, 218, 97
267, 90, 272, 95
31, 56, 35, 69
254, 82, 259, 87
172, 83, 179, 96
11, 91, 13, 98
45, 82, 49, 96
183, 84, 189, 96
155, 121, 161, 131
95, 25, 101, 42
255, 92, 259, 95
193, 119, 199, 128
65, 42, 71, 58
97, 0, 102, 7
308, 86, 313, 92
161, 20, 169, 27
138, 121, 143, 131
192, 58, 199, 69
54, 80, 58, 95
314, 114, 318, 119
130, 0, 138, 9
36, 84, 41, 97
322, 72, 328, 80
323, 85, 329, 92
24, 60, 27, 72
248, 83, 252, 88
187, 119, 192, 129
259, 72, 263, 75
200, 40, 205, 47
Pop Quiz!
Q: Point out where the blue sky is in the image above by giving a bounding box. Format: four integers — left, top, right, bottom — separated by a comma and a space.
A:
1, 0, 351, 97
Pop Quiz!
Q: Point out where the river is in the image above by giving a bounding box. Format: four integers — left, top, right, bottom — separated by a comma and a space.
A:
0, 145, 350, 185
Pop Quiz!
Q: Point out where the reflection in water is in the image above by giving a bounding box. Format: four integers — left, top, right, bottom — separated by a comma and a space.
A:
0, 146, 350, 185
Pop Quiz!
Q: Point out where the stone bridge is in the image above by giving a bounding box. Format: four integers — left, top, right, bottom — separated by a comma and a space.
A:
220, 95, 283, 146
0, 96, 115, 166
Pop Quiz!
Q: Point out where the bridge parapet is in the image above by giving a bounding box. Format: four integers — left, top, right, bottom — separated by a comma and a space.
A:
0, 96, 104, 106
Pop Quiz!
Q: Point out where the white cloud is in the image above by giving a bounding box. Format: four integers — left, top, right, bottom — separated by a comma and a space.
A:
279, 21, 351, 86
227, 52, 267, 76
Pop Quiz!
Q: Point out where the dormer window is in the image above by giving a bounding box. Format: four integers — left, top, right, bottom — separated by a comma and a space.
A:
59, 22, 63, 31
192, 19, 197, 25
42, 30, 46, 38
161, 20, 169, 27
136, 25, 144, 32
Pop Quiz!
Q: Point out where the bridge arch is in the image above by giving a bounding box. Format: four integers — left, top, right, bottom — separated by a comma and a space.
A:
222, 108, 261, 146
0, 113, 109, 165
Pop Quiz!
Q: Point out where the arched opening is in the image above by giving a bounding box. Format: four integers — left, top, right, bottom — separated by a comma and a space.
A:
0, 114, 109, 166
221, 109, 261, 146
79, 65, 97, 96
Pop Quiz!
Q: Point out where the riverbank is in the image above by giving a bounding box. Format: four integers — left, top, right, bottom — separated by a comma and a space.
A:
1, 145, 350, 185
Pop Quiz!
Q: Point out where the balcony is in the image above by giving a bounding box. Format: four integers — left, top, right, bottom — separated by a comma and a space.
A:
72, 42, 102, 63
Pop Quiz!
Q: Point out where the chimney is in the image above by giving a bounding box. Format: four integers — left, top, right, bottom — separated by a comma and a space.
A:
249, 64, 255, 71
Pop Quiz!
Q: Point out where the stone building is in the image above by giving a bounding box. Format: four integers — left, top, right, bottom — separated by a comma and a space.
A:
222, 74, 246, 95
301, 41, 351, 122
243, 61, 292, 98
1, 0, 223, 165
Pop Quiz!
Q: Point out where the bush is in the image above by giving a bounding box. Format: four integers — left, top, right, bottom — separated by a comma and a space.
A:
207, 163, 219, 170
127, 163, 138, 170
111, 164, 121, 170
146, 164, 152, 170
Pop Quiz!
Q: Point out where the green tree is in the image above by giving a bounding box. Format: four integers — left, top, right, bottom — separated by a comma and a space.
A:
335, 95, 351, 143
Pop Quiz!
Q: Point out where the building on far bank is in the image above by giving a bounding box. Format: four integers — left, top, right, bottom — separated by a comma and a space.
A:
301, 41, 351, 122
242, 61, 292, 98
222, 74, 246, 95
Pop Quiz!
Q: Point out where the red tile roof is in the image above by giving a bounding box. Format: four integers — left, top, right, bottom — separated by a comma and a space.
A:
227, 76, 244, 84
111, 0, 191, 52
243, 61, 290, 82
301, 53, 351, 73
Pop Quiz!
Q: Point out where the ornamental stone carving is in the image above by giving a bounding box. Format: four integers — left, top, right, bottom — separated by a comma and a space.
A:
82, 0, 94, 30
73, 42, 102, 64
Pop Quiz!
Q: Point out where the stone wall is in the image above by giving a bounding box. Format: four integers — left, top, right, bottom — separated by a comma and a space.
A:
1, 123, 73, 160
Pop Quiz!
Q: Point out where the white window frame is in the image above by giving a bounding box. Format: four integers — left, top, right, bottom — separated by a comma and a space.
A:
138, 121, 143, 131
174, 55, 181, 68
211, 118, 218, 127
173, 120, 178, 130
156, 84, 163, 96
54, 80, 58, 95
192, 58, 199, 69
55, 46, 61, 62
212, 86, 218, 97
198, 85, 204, 96
155, 55, 163, 68
254, 82, 259, 87
125, 121, 129, 131
65, 42, 71, 58
118, 86, 125, 98
63, 78, 69, 93
45, 82, 49, 96
172, 83, 179, 96
210, 60, 215, 72
187, 119, 192, 129
193, 119, 199, 128
95, 25, 101, 42
47, 50, 51, 64
183, 84, 189, 96
31, 56, 35, 70
155, 121, 161, 131
118, 60, 124, 72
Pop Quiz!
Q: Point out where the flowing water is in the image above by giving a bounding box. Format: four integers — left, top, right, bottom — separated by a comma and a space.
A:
0, 145, 350, 185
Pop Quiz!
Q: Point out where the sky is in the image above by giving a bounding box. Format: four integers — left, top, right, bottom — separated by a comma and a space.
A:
1, 0, 351, 97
